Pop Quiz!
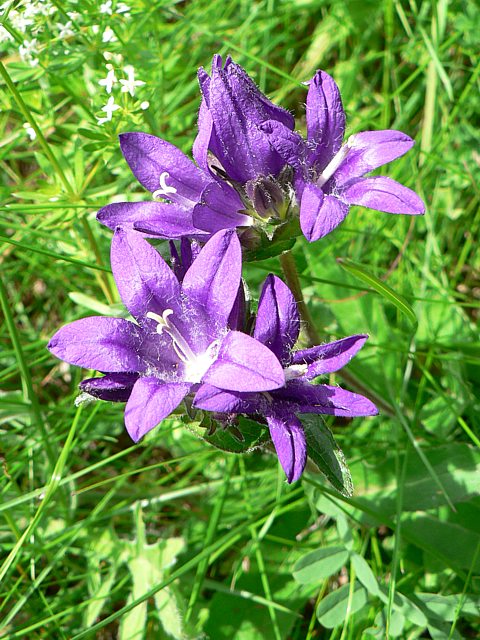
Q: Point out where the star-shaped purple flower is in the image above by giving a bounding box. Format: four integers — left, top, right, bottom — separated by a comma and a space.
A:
194, 275, 378, 483
48, 229, 285, 442
261, 70, 425, 241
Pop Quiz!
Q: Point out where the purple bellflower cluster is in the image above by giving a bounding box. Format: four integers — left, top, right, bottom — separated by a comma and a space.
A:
49, 54, 424, 484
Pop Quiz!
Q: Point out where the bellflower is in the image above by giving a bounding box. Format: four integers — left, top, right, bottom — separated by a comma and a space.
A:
194, 275, 378, 483
48, 230, 285, 442
97, 54, 297, 242
261, 70, 425, 241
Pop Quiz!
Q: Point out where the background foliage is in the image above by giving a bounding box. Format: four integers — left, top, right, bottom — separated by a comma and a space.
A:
0, 0, 479, 638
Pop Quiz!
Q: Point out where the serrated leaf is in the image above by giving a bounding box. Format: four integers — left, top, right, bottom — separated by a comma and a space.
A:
301, 414, 354, 497
337, 258, 417, 329
316, 581, 369, 628
293, 546, 350, 584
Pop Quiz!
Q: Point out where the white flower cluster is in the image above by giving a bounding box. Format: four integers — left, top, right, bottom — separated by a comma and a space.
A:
97, 59, 147, 125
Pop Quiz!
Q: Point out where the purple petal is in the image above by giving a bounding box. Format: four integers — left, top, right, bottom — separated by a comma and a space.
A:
193, 383, 263, 414
79, 372, 139, 402
306, 71, 345, 169
280, 380, 378, 417
97, 201, 191, 235
260, 120, 306, 169
192, 99, 213, 171
182, 229, 241, 330
342, 176, 425, 215
204, 58, 294, 182
292, 334, 368, 378
334, 130, 415, 186
254, 274, 300, 363
203, 331, 285, 392
169, 238, 202, 281
228, 280, 246, 331
193, 181, 251, 233
300, 183, 349, 241
125, 377, 191, 441
111, 228, 181, 324
119, 132, 210, 206
132, 207, 208, 240
267, 414, 307, 483
48, 317, 147, 373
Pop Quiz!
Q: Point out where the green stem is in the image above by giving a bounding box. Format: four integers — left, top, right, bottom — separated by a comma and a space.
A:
279, 250, 395, 417
280, 250, 321, 345
0, 60, 74, 196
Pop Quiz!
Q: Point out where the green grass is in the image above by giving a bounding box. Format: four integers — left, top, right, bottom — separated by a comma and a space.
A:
1, 0, 479, 638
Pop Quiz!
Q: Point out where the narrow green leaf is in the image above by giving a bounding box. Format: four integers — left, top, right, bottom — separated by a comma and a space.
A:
337, 258, 418, 329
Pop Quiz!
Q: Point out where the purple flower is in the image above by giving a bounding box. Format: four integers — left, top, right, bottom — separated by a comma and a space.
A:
194, 275, 378, 483
48, 229, 285, 442
194, 54, 294, 183
96, 131, 252, 240
97, 55, 297, 243
261, 70, 425, 241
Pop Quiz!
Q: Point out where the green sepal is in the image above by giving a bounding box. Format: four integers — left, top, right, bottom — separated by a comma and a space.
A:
300, 414, 354, 497
187, 414, 271, 454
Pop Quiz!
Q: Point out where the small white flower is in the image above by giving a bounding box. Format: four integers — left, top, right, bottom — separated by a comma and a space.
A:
98, 64, 117, 94
97, 96, 120, 124
57, 21, 74, 39
11, 12, 34, 32
102, 25, 116, 43
100, 0, 113, 14
91, 24, 100, 34
117, 2, 131, 14
0, 25, 13, 43
120, 65, 145, 97
19, 38, 39, 65
23, 123, 36, 140
140, 101, 150, 110
67, 11, 81, 21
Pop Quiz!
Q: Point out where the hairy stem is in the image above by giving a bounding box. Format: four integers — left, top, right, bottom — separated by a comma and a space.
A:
280, 250, 321, 345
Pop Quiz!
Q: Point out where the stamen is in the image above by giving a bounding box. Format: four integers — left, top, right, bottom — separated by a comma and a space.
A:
152, 171, 177, 199
316, 144, 350, 188
146, 309, 196, 363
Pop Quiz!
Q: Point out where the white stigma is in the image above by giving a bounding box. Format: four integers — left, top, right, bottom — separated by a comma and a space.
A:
153, 171, 177, 199
316, 144, 350, 188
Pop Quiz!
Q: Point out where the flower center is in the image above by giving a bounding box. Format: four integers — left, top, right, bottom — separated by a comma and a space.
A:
316, 144, 350, 188
152, 172, 177, 199
284, 364, 308, 381
146, 309, 219, 383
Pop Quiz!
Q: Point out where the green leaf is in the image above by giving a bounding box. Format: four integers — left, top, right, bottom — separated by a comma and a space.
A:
377, 586, 427, 626
301, 414, 354, 497
364, 609, 406, 638
337, 258, 418, 329
415, 593, 480, 622
69, 292, 125, 317
351, 554, 380, 596
316, 581, 369, 628
293, 546, 350, 584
